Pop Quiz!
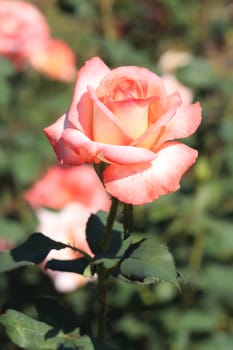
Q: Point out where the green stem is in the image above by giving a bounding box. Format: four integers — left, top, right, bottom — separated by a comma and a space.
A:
97, 197, 119, 341
122, 203, 134, 239
97, 266, 109, 341
102, 197, 119, 252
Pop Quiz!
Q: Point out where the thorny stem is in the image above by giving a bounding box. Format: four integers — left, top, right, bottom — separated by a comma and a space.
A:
97, 196, 119, 341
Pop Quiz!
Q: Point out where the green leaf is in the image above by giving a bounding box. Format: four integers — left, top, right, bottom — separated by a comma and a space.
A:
86, 214, 106, 254
86, 213, 123, 255
34, 297, 78, 334
46, 257, 90, 274
91, 237, 132, 271
119, 238, 178, 287
0, 309, 94, 350
0, 233, 68, 272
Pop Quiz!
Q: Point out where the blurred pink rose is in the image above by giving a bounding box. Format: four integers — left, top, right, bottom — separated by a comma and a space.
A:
44, 56, 202, 205
0, 0, 50, 68
24, 164, 110, 212
25, 165, 110, 292
28, 39, 76, 82
36, 204, 94, 293
0, 0, 76, 81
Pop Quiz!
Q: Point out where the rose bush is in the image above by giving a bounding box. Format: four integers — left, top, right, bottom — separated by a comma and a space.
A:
0, 0, 76, 81
44, 57, 202, 205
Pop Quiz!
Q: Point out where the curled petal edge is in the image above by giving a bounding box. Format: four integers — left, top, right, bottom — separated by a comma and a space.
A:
61, 129, 157, 165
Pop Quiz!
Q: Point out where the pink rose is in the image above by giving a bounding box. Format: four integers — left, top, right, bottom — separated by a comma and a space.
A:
25, 165, 110, 292
24, 165, 110, 212
44, 57, 202, 205
28, 39, 76, 82
0, 0, 50, 68
36, 204, 94, 293
0, 1, 76, 81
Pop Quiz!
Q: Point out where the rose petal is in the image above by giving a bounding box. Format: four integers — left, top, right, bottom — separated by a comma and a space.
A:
162, 74, 193, 105
44, 114, 80, 165
97, 65, 167, 102
61, 128, 157, 165
104, 141, 198, 204
132, 92, 181, 149
106, 97, 159, 139
88, 86, 132, 144
76, 92, 93, 138
67, 57, 110, 128
157, 101, 202, 144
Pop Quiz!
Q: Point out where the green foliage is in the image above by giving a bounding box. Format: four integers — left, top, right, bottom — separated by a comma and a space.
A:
119, 238, 178, 286
176, 58, 218, 88
0, 233, 67, 272
0, 309, 95, 350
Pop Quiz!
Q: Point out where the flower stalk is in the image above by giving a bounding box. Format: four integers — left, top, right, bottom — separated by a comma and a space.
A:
97, 196, 119, 341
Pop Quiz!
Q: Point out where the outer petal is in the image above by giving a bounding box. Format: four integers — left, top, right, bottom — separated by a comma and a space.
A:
67, 57, 110, 128
61, 128, 157, 165
44, 114, 79, 165
103, 141, 198, 205
157, 102, 202, 145
132, 92, 181, 149
162, 74, 193, 105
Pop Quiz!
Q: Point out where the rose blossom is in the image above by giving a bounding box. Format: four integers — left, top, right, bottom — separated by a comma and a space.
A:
44, 56, 202, 205
0, 1, 76, 81
24, 164, 110, 212
0, 0, 50, 68
28, 39, 76, 82
25, 165, 110, 292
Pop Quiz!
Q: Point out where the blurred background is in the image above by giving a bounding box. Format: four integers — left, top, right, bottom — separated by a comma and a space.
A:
0, 0, 233, 349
